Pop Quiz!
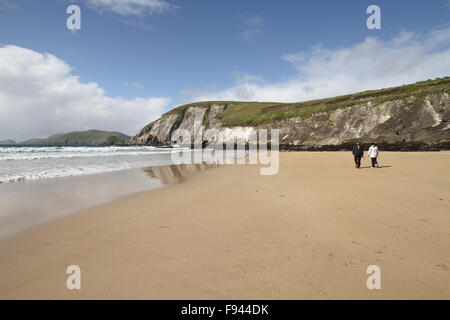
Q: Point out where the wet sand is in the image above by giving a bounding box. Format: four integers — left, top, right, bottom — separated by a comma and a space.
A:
0, 168, 163, 240
0, 152, 449, 299
0, 163, 215, 240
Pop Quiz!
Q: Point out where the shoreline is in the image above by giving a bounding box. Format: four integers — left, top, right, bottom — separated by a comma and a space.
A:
128, 143, 450, 152
4, 143, 449, 150
0, 152, 449, 299
0, 163, 216, 241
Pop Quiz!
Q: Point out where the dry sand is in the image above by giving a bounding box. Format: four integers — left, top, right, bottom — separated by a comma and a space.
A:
0, 152, 449, 299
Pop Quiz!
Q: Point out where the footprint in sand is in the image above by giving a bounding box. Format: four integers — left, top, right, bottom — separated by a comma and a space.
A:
436, 263, 449, 271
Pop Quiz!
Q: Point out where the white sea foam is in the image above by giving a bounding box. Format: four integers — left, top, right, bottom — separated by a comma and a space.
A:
0, 146, 175, 161
0, 146, 187, 183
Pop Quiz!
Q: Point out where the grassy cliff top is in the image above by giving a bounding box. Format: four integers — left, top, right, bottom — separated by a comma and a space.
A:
163, 77, 450, 127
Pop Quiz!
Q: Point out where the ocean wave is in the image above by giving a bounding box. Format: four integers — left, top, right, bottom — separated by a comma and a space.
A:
0, 146, 184, 161
0, 146, 192, 183
0, 165, 133, 183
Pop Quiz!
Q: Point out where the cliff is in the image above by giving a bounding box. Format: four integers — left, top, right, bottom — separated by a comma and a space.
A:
131, 78, 450, 150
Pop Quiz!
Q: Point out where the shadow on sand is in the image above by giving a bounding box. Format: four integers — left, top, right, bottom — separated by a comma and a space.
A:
359, 165, 392, 169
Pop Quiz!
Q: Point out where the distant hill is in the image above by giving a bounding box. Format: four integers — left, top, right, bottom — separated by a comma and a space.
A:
21, 130, 131, 146
0, 139, 16, 145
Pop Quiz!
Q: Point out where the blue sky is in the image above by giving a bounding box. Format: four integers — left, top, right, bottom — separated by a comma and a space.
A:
0, 0, 449, 140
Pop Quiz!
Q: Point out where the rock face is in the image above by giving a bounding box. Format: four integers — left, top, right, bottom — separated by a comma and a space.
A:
132, 113, 183, 145
131, 92, 450, 150
270, 93, 450, 149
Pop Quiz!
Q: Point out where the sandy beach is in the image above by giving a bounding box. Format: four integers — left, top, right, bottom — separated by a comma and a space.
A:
0, 152, 449, 299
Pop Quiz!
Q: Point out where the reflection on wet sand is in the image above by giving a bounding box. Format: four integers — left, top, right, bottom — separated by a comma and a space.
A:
0, 168, 163, 240
0, 163, 219, 240
142, 163, 218, 184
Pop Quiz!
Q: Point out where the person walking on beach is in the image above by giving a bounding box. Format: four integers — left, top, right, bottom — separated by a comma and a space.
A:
352, 142, 364, 168
368, 143, 379, 168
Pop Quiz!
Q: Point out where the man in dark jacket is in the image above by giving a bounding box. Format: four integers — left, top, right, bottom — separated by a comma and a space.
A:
352, 142, 364, 168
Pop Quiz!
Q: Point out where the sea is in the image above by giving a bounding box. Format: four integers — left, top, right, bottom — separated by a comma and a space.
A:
0, 146, 187, 183
0, 145, 210, 239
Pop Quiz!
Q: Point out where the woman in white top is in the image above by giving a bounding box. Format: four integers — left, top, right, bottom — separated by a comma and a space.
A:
368, 143, 379, 168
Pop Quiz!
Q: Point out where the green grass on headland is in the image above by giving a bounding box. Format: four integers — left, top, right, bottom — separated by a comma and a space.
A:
163, 77, 450, 127
21, 130, 131, 146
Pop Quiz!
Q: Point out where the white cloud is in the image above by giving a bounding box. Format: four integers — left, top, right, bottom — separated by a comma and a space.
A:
238, 14, 264, 43
123, 81, 143, 89
132, 82, 143, 89
231, 71, 264, 84
84, 0, 176, 17
0, 0, 15, 10
183, 28, 450, 103
0, 45, 170, 141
